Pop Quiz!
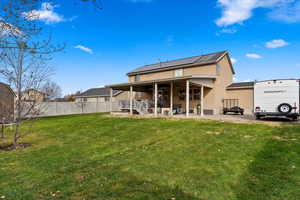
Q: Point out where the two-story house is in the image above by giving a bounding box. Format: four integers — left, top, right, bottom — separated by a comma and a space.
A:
107, 50, 252, 116
22, 89, 48, 102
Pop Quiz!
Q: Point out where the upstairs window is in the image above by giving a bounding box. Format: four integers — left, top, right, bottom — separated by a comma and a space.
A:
134, 75, 140, 82
174, 69, 183, 77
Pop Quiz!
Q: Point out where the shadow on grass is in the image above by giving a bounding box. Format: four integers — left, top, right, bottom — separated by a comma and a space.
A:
235, 125, 300, 200
73, 165, 200, 200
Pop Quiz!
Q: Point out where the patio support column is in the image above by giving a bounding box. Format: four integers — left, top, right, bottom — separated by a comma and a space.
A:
154, 83, 158, 116
201, 85, 204, 116
130, 86, 133, 115
110, 88, 113, 114
170, 81, 173, 116
186, 80, 190, 117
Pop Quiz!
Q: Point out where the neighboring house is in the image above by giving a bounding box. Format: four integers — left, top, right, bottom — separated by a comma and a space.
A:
0, 82, 15, 123
107, 50, 245, 116
75, 87, 127, 103
22, 89, 47, 102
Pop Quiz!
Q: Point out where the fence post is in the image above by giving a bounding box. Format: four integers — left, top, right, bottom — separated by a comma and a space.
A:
55, 102, 58, 116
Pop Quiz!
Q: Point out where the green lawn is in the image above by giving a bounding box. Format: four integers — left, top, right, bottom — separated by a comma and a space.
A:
0, 114, 300, 200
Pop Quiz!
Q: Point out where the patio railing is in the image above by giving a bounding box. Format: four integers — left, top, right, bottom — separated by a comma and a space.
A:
119, 100, 153, 114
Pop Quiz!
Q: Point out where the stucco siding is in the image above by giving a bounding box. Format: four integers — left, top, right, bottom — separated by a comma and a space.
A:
129, 64, 217, 83
183, 64, 216, 77
213, 55, 234, 114
226, 88, 254, 114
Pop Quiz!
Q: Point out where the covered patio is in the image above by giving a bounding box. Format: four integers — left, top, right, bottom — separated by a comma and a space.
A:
107, 75, 215, 117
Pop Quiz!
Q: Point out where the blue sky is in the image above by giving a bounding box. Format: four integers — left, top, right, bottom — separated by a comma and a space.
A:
27, 0, 300, 94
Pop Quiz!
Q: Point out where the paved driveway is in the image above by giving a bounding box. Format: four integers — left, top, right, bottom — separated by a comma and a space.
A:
194, 114, 300, 125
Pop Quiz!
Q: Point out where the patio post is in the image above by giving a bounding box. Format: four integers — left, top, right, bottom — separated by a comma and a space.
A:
110, 88, 113, 114
170, 81, 173, 116
186, 80, 189, 117
154, 83, 158, 116
201, 85, 204, 116
130, 85, 133, 115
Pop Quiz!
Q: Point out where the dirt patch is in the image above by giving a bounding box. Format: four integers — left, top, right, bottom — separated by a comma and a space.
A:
244, 135, 253, 139
206, 131, 221, 135
272, 136, 298, 142
0, 143, 31, 152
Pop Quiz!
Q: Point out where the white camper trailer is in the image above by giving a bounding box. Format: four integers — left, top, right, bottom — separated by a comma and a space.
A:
254, 79, 300, 120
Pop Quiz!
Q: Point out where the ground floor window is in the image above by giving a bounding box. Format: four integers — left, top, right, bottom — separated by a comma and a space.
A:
178, 88, 201, 101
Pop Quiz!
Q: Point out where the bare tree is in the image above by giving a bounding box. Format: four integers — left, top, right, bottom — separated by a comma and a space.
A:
0, 0, 63, 148
0, 0, 103, 148
42, 81, 62, 100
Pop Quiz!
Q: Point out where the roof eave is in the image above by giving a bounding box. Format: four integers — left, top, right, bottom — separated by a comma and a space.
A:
226, 86, 254, 90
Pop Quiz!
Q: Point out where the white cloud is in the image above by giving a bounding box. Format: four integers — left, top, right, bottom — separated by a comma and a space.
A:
220, 28, 237, 34
246, 53, 262, 59
215, 0, 293, 26
233, 76, 238, 82
231, 58, 237, 64
74, 45, 93, 54
265, 39, 289, 48
24, 2, 65, 24
268, 1, 300, 23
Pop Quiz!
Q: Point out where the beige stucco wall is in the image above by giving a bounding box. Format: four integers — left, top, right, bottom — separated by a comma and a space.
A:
212, 55, 234, 114
225, 88, 254, 115
128, 64, 217, 83
115, 91, 130, 101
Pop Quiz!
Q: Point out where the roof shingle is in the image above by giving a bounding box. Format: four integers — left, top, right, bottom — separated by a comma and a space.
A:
227, 82, 254, 89
77, 88, 122, 97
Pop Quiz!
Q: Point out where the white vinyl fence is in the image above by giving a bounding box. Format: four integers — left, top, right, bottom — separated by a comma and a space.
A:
30, 101, 119, 117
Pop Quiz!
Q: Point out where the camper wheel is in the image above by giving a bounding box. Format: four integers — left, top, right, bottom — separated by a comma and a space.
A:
278, 103, 292, 114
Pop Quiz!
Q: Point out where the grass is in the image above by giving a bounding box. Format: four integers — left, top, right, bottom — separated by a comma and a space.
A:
0, 114, 300, 200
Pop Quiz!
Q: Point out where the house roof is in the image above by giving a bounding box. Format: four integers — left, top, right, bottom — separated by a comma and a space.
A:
127, 50, 235, 75
76, 87, 123, 98
227, 81, 254, 89
0, 82, 16, 96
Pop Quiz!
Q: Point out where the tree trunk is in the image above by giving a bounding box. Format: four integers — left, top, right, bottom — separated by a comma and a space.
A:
0, 123, 4, 139
13, 122, 20, 148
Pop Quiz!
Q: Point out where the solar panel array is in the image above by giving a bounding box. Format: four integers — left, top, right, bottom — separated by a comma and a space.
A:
128, 51, 227, 75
